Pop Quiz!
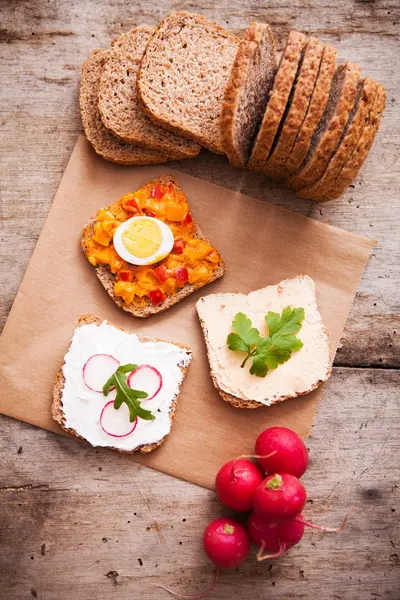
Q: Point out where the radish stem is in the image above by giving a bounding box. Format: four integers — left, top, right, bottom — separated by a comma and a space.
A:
296, 508, 354, 533
155, 568, 220, 598
256, 541, 286, 561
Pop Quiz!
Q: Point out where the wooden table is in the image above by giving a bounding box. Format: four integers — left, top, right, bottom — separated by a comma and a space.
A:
1, 2, 399, 599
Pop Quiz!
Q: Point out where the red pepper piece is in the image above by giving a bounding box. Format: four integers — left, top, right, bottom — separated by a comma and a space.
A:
151, 184, 163, 199
153, 264, 169, 284
175, 266, 189, 282
118, 270, 133, 282
125, 198, 140, 213
147, 287, 166, 306
184, 213, 193, 225
144, 210, 156, 217
172, 238, 184, 254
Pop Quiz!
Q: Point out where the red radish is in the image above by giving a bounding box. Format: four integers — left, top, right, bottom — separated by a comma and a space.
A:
215, 459, 263, 511
203, 517, 250, 569
100, 401, 138, 438
82, 354, 120, 393
127, 365, 162, 400
253, 473, 306, 522
248, 511, 305, 560
255, 427, 309, 478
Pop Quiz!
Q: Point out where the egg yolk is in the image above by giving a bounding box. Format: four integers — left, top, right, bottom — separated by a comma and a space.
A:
122, 219, 162, 258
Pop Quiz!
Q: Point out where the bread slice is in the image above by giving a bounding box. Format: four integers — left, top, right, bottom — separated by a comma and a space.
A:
261, 37, 324, 179
283, 44, 337, 178
137, 11, 240, 154
297, 77, 379, 201
196, 275, 331, 409
80, 49, 182, 165
247, 31, 307, 172
219, 22, 276, 167
310, 82, 386, 202
286, 62, 362, 190
98, 27, 200, 158
81, 175, 226, 317
52, 314, 192, 454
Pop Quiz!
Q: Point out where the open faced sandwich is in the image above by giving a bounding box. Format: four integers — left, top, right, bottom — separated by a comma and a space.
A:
196, 275, 331, 408
52, 315, 192, 453
82, 175, 225, 316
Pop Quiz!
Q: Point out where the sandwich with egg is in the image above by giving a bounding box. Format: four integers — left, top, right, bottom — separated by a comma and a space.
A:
196, 275, 332, 409
52, 314, 192, 453
81, 175, 226, 316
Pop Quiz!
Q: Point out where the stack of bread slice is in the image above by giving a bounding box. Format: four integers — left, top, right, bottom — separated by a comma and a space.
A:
80, 11, 386, 202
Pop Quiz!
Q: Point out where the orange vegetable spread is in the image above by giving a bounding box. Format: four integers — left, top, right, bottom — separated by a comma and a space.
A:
82, 179, 223, 307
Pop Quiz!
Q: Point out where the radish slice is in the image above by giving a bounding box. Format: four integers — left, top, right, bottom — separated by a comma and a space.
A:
83, 354, 120, 393
127, 365, 162, 400
100, 401, 138, 438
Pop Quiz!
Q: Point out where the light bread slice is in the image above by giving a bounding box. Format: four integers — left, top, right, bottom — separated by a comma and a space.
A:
196, 276, 331, 409
247, 31, 307, 172
298, 77, 379, 201
284, 44, 337, 178
80, 49, 176, 165
98, 27, 200, 158
309, 83, 386, 202
219, 22, 276, 167
81, 175, 226, 317
137, 11, 240, 154
52, 314, 192, 454
286, 62, 362, 190
262, 37, 324, 179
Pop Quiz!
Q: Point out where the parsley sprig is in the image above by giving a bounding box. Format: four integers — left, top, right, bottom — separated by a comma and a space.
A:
227, 307, 305, 377
103, 364, 155, 422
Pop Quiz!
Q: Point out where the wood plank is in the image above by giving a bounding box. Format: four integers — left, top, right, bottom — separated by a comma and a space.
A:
1, 367, 399, 599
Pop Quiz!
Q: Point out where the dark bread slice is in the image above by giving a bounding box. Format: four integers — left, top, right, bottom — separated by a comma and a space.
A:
80, 49, 176, 166
98, 27, 200, 158
247, 30, 307, 172
219, 22, 276, 167
262, 37, 324, 179
286, 62, 362, 190
81, 175, 226, 317
137, 11, 240, 154
311, 83, 386, 202
52, 315, 192, 454
298, 77, 378, 201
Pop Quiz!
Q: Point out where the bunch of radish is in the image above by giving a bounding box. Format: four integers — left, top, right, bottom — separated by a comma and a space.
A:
159, 427, 349, 599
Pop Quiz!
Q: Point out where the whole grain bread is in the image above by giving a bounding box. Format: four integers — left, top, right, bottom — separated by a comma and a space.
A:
247, 30, 307, 172
310, 82, 386, 202
98, 27, 200, 158
286, 62, 362, 190
262, 37, 324, 179
137, 11, 240, 154
52, 314, 192, 454
80, 49, 177, 165
81, 175, 226, 317
219, 22, 276, 167
284, 44, 337, 177
298, 76, 378, 201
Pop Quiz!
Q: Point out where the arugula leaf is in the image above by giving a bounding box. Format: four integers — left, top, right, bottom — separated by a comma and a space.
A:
226, 306, 305, 378
103, 364, 154, 422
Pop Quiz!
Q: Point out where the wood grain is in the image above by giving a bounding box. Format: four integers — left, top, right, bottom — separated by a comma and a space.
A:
1, 1, 399, 599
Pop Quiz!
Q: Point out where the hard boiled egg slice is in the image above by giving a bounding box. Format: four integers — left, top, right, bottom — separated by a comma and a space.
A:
113, 216, 174, 266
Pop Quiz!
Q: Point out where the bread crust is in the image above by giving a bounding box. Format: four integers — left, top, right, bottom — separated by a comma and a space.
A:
137, 11, 239, 154
52, 314, 192, 454
247, 31, 307, 172
80, 49, 175, 166
284, 45, 337, 177
262, 37, 324, 179
286, 62, 362, 190
297, 77, 378, 201
98, 27, 200, 158
219, 21, 276, 167
81, 175, 226, 317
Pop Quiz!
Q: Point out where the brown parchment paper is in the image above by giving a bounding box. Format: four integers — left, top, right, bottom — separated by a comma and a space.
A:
0, 136, 375, 489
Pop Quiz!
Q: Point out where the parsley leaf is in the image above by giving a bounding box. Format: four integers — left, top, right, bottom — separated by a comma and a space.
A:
226, 307, 305, 377
103, 364, 154, 422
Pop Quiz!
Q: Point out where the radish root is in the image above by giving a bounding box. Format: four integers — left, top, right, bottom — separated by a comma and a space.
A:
155, 568, 220, 599
297, 508, 354, 533
230, 452, 277, 482
256, 541, 286, 561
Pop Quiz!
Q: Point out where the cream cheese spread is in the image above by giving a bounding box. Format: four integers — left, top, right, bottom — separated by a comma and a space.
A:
61, 321, 192, 450
196, 276, 331, 405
